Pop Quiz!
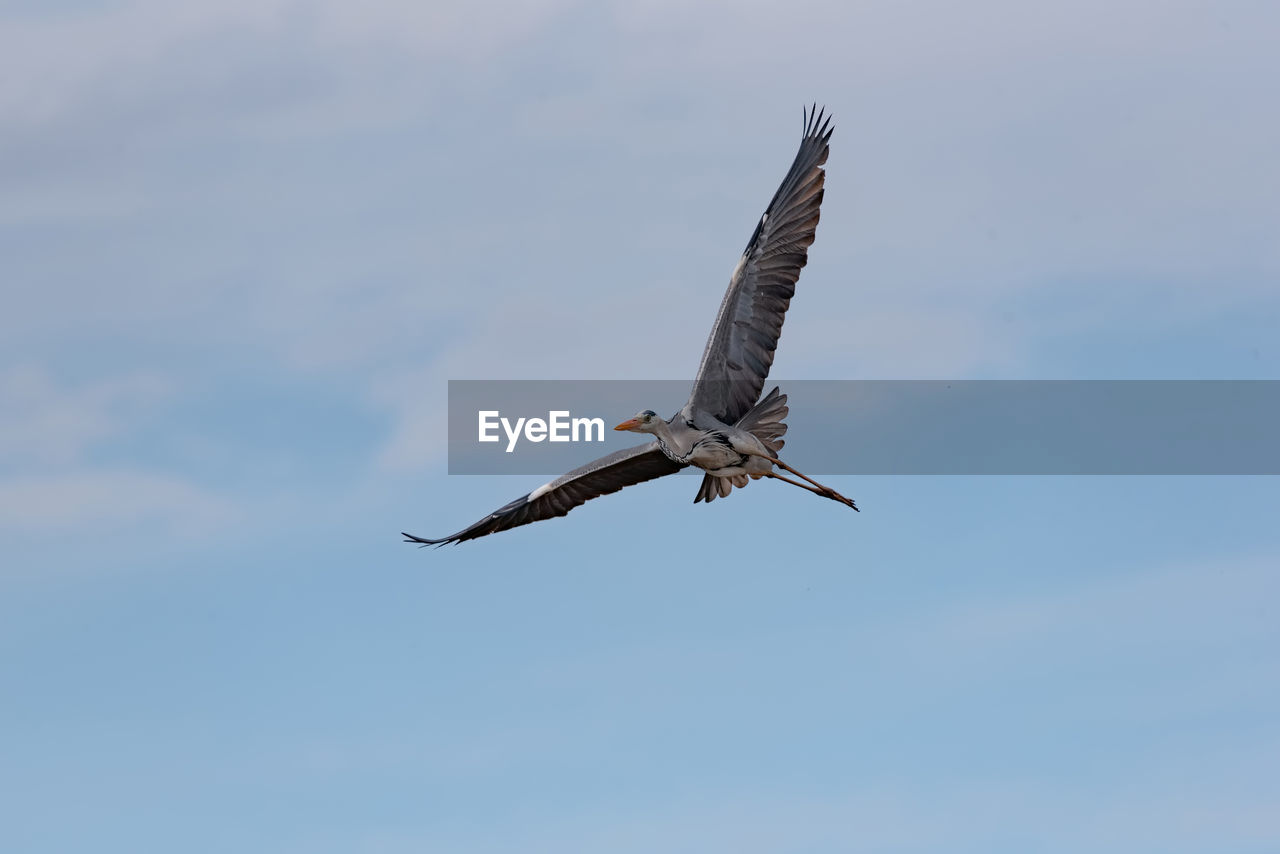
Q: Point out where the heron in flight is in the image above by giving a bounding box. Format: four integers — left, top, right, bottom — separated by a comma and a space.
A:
404, 106, 856, 546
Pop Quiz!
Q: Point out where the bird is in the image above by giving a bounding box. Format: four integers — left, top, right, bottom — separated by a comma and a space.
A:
404, 105, 857, 546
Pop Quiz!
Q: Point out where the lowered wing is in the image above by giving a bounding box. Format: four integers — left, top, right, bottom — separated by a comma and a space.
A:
686, 105, 833, 425
403, 443, 685, 546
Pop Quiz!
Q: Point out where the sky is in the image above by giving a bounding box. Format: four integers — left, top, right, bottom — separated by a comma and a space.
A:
2, 0, 1278, 851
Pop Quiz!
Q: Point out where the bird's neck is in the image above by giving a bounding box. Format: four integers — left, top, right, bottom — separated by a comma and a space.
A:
649, 418, 692, 461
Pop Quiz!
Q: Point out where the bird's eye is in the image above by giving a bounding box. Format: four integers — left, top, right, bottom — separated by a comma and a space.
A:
643, 413, 652, 422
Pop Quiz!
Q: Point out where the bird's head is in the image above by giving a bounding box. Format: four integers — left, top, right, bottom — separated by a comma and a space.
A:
614, 410, 661, 434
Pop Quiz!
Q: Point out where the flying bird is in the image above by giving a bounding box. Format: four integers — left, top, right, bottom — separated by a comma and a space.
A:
404, 105, 856, 546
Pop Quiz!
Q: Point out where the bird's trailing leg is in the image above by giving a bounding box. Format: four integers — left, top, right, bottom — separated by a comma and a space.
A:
763, 470, 833, 499
762, 471, 858, 509
763, 457, 859, 510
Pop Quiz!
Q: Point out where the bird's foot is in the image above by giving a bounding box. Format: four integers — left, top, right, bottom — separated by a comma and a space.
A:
820, 486, 859, 511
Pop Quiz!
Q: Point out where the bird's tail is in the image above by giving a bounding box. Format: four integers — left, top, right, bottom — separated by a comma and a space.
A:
694, 387, 789, 504
737, 385, 788, 454
694, 471, 748, 503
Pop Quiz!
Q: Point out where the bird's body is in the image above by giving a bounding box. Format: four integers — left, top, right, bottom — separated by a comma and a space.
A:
676, 429, 765, 478
660, 421, 776, 494
624, 385, 792, 502
405, 106, 857, 546
649, 415, 764, 472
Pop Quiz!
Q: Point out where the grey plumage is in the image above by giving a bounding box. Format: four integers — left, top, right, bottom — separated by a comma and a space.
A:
687, 106, 833, 427
407, 444, 683, 546
693, 385, 789, 504
404, 106, 854, 547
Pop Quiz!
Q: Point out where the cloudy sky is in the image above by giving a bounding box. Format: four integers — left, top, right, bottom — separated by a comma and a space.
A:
3, 1, 1278, 851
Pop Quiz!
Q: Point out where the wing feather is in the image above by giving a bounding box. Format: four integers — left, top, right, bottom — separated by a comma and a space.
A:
403, 444, 684, 545
687, 105, 833, 424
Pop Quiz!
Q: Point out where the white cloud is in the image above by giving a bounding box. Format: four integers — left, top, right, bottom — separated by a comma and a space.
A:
0, 468, 236, 535
2, 0, 1276, 476
0, 0, 576, 132
369, 365, 448, 471
0, 365, 170, 467
0, 366, 236, 543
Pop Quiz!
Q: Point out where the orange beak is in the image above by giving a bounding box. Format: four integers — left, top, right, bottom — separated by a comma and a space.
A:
614, 417, 642, 432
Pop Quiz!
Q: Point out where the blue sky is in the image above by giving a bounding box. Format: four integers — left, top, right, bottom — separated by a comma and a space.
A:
2, 1, 1278, 851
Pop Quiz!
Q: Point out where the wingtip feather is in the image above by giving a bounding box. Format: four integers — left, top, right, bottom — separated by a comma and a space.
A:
403, 531, 448, 547
803, 103, 833, 141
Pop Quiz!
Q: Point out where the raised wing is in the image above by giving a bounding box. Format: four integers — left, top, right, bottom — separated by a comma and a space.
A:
403, 444, 685, 546
687, 105, 833, 425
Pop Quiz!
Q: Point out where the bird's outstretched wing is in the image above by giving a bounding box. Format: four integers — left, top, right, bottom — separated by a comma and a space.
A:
403, 444, 685, 546
687, 105, 833, 425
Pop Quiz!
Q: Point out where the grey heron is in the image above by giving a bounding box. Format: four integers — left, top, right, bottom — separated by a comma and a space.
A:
404, 105, 856, 546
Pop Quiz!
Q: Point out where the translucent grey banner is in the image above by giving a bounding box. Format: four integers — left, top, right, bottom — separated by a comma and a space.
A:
447, 380, 1279, 475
